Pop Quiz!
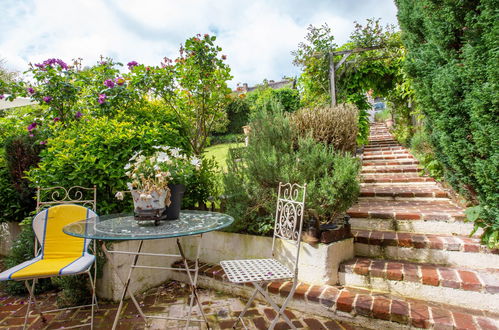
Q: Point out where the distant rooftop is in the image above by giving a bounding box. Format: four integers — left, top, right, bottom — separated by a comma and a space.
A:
0, 96, 37, 110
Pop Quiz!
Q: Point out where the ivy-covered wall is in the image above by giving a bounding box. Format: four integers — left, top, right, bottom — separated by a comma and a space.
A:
395, 0, 498, 246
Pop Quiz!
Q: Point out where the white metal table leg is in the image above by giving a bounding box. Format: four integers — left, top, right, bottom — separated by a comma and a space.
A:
110, 240, 145, 330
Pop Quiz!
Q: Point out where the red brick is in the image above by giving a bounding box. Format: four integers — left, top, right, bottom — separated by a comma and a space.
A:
354, 230, 370, 244
421, 265, 440, 286
403, 263, 420, 282
412, 235, 429, 248
324, 320, 344, 330
319, 287, 340, 308
438, 267, 460, 289
410, 302, 431, 328
427, 235, 444, 249
431, 307, 454, 330
280, 282, 294, 297
476, 317, 499, 330
354, 295, 373, 317
293, 283, 309, 299
463, 243, 480, 253
306, 285, 325, 303
386, 262, 404, 281
370, 260, 386, 278
369, 212, 394, 219
382, 231, 398, 246
303, 318, 327, 330
372, 296, 391, 321
369, 231, 383, 245
397, 233, 413, 247
347, 211, 369, 218
453, 312, 477, 330
251, 317, 267, 330
395, 213, 421, 220
336, 291, 355, 313
390, 299, 409, 324
354, 259, 371, 276
458, 270, 482, 291
268, 281, 284, 294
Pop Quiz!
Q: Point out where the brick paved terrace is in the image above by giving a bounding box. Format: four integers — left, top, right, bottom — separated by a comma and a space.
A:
0, 278, 365, 330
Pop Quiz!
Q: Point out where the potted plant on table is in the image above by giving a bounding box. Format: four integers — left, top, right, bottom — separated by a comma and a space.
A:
115, 146, 202, 222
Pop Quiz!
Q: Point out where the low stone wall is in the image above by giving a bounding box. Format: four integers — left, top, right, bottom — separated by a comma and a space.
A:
0, 222, 21, 257
97, 231, 354, 301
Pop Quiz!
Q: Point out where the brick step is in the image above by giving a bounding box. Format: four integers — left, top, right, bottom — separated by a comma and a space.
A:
348, 200, 464, 221
362, 159, 419, 166
366, 142, 400, 147
363, 147, 405, 153
363, 151, 410, 157
352, 229, 499, 269
171, 260, 499, 329
361, 165, 420, 174
362, 154, 415, 161
367, 140, 398, 145
359, 184, 449, 199
362, 174, 435, 184
339, 257, 499, 313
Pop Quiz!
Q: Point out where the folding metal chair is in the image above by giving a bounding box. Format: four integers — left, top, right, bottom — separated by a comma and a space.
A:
220, 182, 307, 329
0, 186, 98, 329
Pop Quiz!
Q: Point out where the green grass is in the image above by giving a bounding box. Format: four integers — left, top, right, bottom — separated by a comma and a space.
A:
204, 142, 243, 172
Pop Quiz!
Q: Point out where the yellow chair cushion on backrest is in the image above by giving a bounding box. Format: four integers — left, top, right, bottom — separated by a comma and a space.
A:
42, 205, 89, 259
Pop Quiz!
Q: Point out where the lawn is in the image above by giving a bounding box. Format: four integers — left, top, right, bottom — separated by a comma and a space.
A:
204, 142, 243, 172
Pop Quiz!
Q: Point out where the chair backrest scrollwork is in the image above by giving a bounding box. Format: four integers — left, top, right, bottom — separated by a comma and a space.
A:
271, 182, 307, 272
36, 186, 97, 213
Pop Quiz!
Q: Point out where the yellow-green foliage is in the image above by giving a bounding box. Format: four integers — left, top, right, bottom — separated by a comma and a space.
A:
292, 104, 359, 153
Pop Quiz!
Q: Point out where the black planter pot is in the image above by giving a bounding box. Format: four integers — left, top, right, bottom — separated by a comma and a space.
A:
165, 183, 186, 220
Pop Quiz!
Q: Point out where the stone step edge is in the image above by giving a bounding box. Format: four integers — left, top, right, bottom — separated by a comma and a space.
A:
170, 260, 499, 329
339, 257, 499, 295
359, 191, 450, 198
351, 229, 499, 255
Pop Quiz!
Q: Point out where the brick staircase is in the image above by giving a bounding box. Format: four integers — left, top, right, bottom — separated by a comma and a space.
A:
341, 123, 499, 328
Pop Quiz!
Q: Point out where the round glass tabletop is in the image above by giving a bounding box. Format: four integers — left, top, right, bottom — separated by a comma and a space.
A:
63, 210, 234, 240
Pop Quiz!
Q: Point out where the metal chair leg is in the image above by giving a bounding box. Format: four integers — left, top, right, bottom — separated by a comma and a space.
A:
233, 284, 260, 329
87, 271, 97, 330
23, 280, 33, 330
254, 282, 296, 330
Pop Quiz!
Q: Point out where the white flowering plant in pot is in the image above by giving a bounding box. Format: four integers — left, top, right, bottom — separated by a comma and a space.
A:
115, 146, 202, 215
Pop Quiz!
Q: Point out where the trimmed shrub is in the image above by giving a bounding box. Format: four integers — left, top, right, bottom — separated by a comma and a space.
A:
396, 0, 499, 247
292, 104, 358, 153
223, 98, 251, 134
224, 101, 360, 235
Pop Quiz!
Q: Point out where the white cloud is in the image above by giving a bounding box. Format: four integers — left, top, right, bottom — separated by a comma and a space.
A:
0, 0, 398, 87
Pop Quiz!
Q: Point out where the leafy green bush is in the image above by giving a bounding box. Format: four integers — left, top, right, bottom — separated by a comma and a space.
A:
224, 101, 360, 235
291, 104, 358, 153
410, 128, 444, 181
246, 87, 300, 113
396, 0, 499, 247
26, 116, 188, 215
222, 98, 251, 134
209, 134, 244, 146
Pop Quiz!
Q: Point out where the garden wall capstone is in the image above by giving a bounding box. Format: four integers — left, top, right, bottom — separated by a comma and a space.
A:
96, 231, 354, 301
0, 222, 20, 257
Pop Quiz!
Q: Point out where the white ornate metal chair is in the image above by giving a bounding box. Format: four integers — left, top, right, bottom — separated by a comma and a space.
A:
0, 186, 98, 329
220, 182, 307, 329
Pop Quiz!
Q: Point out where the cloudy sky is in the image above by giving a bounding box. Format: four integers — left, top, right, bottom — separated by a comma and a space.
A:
0, 0, 398, 87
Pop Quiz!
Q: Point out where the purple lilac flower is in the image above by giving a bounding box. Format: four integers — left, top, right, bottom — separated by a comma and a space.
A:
115, 77, 125, 86
98, 94, 107, 104
53, 117, 61, 122
29, 133, 34, 137
104, 79, 115, 88
0, 94, 4, 100
127, 61, 138, 69
27, 88, 35, 95
35, 58, 68, 70
40, 141, 47, 145
27, 122, 37, 131
43, 96, 52, 103
75, 111, 83, 119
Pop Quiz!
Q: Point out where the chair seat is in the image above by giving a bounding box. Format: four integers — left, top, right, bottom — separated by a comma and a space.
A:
0, 253, 95, 281
220, 258, 294, 284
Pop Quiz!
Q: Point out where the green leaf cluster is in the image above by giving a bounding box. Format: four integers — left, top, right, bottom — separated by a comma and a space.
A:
223, 101, 360, 235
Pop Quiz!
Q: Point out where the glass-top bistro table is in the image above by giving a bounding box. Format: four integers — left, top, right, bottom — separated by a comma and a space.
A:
63, 210, 234, 329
